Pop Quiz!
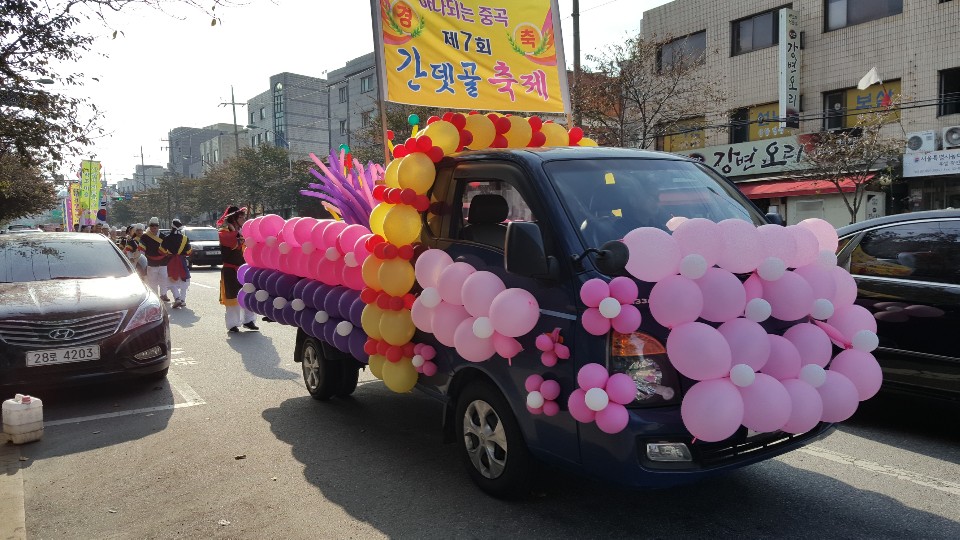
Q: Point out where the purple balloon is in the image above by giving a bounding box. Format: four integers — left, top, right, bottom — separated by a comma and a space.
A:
739, 373, 791, 433
280, 304, 298, 326
784, 323, 833, 367
307, 317, 324, 339
236, 264, 251, 284
254, 299, 270, 317
311, 283, 333, 312
296, 308, 318, 329
264, 271, 282, 296
666, 322, 733, 381
681, 379, 744, 442
348, 297, 366, 327
347, 329, 369, 364
763, 335, 802, 380
299, 280, 320, 309
275, 273, 300, 299
323, 286, 346, 319
321, 320, 338, 345
253, 268, 272, 289
338, 289, 360, 320
649, 275, 703, 329
761, 271, 814, 321
696, 268, 746, 323
718, 318, 770, 371
781, 379, 824, 434
332, 328, 350, 353
818, 371, 859, 422
236, 290, 248, 309
292, 278, 311, 303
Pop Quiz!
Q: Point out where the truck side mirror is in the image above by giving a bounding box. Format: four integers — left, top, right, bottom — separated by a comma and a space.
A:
765, 212, 785, 226
504, 222, 556, 279
595, 240, 629, 276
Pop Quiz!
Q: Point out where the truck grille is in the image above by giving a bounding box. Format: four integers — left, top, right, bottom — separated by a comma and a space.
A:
0, 311, 126, 347
692, 424, 826, 467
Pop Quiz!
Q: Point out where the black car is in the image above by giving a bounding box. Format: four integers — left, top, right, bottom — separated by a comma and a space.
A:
836, 210, 960, 401
181, 226, 221, 268
0, 232, 170, 389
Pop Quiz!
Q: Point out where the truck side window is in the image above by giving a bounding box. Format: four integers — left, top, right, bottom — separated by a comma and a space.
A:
452, 180, 536, 250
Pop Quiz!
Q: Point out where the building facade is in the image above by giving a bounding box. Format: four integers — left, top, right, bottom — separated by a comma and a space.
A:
245, 72, 329, 162
116, 165, 167, 194
167, 126, 224, 178
326, 53, 378, 153
198, 122, 251, 172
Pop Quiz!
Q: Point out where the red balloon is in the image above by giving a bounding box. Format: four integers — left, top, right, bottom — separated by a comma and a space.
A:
427, 115, 440, 124
386, 346, 404, 362
442, 112, 454, 122
491, 134, 508, 148
377, 293, 392, 310
416, 136, 433, 153
364, 339, 378, 355
528, 116, 543, 131
403, 342, 417, 357
403, 293, 416, 309
450, 113, 467, 130
428, 146, 445, 162
360, 287, 379, 304
460, 131, 473, 147
400, 188, 418, 205
413, 195, 431, 212
404, 138, 418, 151
495, 117, 511, 134
385, 130, 395, 140
386, 188, 402, 204
397, 244, 415, 260
365, 234, 385, 251
568, 127, 584, 145
376, 340, 390, 355
382, 243, 398, 259
393, 146, 409, 158
389, 297, 405, 311
372, 184, 387, 201
530, 132, 546, 147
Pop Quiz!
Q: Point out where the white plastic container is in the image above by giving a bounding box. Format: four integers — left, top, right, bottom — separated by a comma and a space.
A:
2, 394, 44, 444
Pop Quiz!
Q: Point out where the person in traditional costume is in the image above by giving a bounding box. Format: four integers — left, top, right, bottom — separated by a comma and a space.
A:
218, 205, 257, 333
139, 217, 171, 302
162, 218, 193, 309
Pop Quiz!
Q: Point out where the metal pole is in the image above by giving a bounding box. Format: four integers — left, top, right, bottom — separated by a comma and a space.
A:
369, 0, 392, 163
140, 146, 147, 191
231, 85, 241, 156
573, 0, 581, 127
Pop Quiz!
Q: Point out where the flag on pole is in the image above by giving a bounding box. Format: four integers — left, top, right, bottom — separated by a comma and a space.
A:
857, 67, 882, 90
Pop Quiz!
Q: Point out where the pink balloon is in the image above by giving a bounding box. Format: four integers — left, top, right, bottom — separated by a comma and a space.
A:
489, 289, 540, 338
322, 221, 348, 251
263, 245, 281, 271
461, 271, 506, 317
258, 214, 284, 239
454, 318, 496, 362
605, 373, 637, 405
311, 252, 337, 283
761, 271, 814, 321
351, 234, 372, 266
336, 224, 369, 255
410, 298, 435, 332
611, 305, 642, 333
527, 404, 543, 415
580, 278, 610, 308
541, 351, 558, 367
794, 264, 837, 301
285, 250, 304, 277
241, 218, 255, 241
243, 242, 261, 267
743, 273, 763, 302
568, 389, 596, 423
492, 333, 523, 359
542, 401, 560, 416
577, 363, 609, 390
595, 403, 629, 434
608, 277, 639, 304
649, 275, 703, 329
437, 262, 476, 305
829, 349, 882, 401
340, 264, 366, 291
280, 217, 302, 247
739, 373, 791, 432
784, 323, 833, 367
673, 218, 723, 267
414, 249, 454, 288
798, 218, 839, 252
718, 318, 770, 371
623, 227, 681, 282
540, 380, 561, 401
787, 226, 821, 268
525, 374, 544, 392
717, 219, 765, 274
582, 308, 611, 336
309, 220, 333, 248
422, 362, 438, 377
758, 224, 797, 268
832, 267, 858, 308
432, 302, 470, 347
781, 379, 824, 434
813, 320, 849, 348
696, 268, 746, 323
818, 371, 859, 422
828, 304, 877, 341
666, 322, 733, 381
681, 379, 744, 442
763, 335, 801, 380
293, 217, 318, 245
535, 334, 554, 352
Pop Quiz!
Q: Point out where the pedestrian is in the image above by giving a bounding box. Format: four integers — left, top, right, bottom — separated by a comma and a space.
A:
163, 218, 192, 309
217, 205, 257, 333
139, 217, 171, 302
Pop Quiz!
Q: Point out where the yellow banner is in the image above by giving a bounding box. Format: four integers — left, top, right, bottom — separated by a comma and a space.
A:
845, 80, 900, 126
748, 103, 794, 142
79, 160, 101, 226
68, 183, 81, 229
373, 0, 569, 113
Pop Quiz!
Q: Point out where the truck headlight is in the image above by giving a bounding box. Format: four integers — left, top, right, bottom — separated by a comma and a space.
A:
608, 332, 681, 406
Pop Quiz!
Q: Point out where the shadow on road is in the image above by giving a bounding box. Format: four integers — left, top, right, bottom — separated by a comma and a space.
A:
167, 306, 201, 328
227, 329, 298, 381
263, 382, 960, 539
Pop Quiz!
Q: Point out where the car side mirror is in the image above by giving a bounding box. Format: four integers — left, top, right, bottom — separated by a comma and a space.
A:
571, 240, 629, 276
504, 222, 557, 279
765, 212, 785, 226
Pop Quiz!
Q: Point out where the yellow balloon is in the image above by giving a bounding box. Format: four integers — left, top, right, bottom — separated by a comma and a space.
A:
540, 122, 569, 147
379, 309, 416, 346
504, 116, 533, 148
382, 204, 423, 246
579, 137, 599, 147
384, 159, 401, 188
369, 202, 393, 237
368, 354, 386, 380
464, 113, 496, 150
361, 304, 385, 340
397, 152, 437, 195
362, 256, 384, 291
421, 120, 460, 155
382, 358, 418, 393
379, 258, 415, 297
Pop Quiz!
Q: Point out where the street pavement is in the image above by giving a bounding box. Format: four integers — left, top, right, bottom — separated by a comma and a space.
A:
3, 267, 960, 539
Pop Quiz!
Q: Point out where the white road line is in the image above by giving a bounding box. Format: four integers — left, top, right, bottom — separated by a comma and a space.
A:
190, 282, 214, 289
800, 445, 960, 496
0, 443, 27, 539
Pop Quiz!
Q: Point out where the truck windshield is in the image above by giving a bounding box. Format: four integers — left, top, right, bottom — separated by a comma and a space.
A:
544, 158, 766, 248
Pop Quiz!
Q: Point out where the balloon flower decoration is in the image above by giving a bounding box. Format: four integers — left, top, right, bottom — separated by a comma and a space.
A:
525, 375, 561, 416
567, 364, 638, 434
580, 277, 642, 335
535, 329, 570, 367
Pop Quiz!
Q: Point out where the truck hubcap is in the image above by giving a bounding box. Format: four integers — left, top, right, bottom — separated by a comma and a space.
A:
463, 399, 508, 479
302, 345, 320, 390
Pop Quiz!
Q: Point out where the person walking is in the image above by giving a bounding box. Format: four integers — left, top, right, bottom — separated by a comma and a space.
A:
218, 205, 257, 333
139, 217, 171, 302
163, 219, 192, 309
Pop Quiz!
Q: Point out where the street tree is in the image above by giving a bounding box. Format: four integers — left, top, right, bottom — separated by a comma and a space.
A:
352, 103, 444, 165
0, 154, 59, 223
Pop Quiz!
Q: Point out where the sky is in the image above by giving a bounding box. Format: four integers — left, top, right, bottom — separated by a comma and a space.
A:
61, 0, 671, 184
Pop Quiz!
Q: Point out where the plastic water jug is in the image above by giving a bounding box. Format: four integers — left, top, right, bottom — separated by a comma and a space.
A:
2, 394, 44, 444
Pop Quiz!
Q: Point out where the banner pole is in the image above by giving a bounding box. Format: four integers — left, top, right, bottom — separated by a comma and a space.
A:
370, 0, 391, 165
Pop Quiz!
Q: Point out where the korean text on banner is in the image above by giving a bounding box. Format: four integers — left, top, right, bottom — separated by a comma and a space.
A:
778, 8, 800, 129
68, 182, 81, 228
79, 160, 101, 226
372, 0, 569, 113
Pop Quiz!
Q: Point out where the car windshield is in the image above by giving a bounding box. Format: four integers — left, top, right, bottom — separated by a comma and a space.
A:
186, 228, 219, 241
544, 158, 766, 247
0, 237, 132, 283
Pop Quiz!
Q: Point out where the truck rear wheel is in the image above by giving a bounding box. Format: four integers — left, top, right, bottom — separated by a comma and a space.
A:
300, 337, 340, 401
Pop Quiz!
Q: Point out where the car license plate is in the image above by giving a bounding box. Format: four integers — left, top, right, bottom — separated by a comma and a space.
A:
26, 345, 100, 366
207, 250, 221, 255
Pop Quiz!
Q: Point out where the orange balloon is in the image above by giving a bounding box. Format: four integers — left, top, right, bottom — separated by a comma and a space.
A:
504, 116, 533, 148
384, 159, 401, 188
464, 114, 496, 150
397, 152, 436, 194
361, 304, 385, 340
421, 120, 460, 154
540, 122, 569, 146
362, 256, 384, 291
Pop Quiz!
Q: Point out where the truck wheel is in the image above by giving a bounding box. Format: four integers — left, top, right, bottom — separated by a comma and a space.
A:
455, 380, 533, 498
335, 363, 360, 397
300, 337, 340, 401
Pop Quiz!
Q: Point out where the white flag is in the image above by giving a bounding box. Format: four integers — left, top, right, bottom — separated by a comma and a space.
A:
857, 67, 882, 90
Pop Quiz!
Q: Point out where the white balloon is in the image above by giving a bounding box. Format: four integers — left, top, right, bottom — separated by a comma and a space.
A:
852, 330, 879, 352
526, 390, 545, 409
666, 216, 688, 232
757, 257, 786, 281
598, 297, 622, 319
584, 387, 610, 412
420, 287, 442, 308
679, 253, 708, 280
272, 297, 287, 309
325, 247, 340, 261
472, 316, 495, 339
291, 299, 306, 311
817, 250, 838, 268
241, 283, 256, 293
336, 321, 353, 336
655, 386, 676, 400
800, 364, 827, 388
265, 236, 278, 247
745, 298, 772, 322
811, 298, 835, 320
278, 242, 292, 255
411, 354, 425, 368
254, 290, 269, 302
343, 252, 358, 267
315, 311, 329, 323
301, 241, 315, 255
730, 364, 756, 387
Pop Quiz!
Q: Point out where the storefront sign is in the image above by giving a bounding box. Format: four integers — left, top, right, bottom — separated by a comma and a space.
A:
675, 135, 814, 177
778, 8, 800, 129
903, 148, 960, 177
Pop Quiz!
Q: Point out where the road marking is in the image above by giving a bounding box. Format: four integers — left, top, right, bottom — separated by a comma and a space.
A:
0, 443, 27, 539
800, 445, 960, 496
191, 282, 214, 289
44, 372, 206, 427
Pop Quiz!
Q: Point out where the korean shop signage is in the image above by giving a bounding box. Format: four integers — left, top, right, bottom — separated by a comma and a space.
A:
778, 8, 800, 129
903, 148, 960, 177
676, 135, 816, 177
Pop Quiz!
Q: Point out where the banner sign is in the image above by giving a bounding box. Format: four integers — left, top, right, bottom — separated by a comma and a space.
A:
778, 8, 800, 129
372, 0, 569, 113
675, 135, 816, 177
79, 160, 101, 226
903, 148, 960, 177
68, 182, 82, 229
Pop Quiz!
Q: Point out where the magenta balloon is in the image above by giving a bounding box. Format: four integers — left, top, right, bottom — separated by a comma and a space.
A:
718, 318, 770, 371
813, 320, 849, 348
489, 288, 540, 338
540, 380, 561, 401
243, 242, 259, 266
595, 403, 630, 434
580, 278, 610, 308
240, 218, 254, 240
567, 389, 596, 423
828, 304, 877, 340
293, 217, 318, 245
743, 273, 763, 302
623, 227, 681, 282
525, 375, 544, 393
611, 305, 642, 333
312, 251, 338, 285
761, 271, 814, 321
787, 226, 821, 268
462, 271, 506, 317
492, 333, 523, 359
246, 217, 263, 242
577, 363, 609, 390
783, 323, 833, 367
341, 264, 366, 291
285, 251, 304, 278
739, 373, 791, 432
543, 401, 560, 416
696, 268, 746, 323
264, 244, 282, 271
763, 335, 802, 380
309, 220, 333, 248
673, 218, 723, 267
798, 218, 839, 252
608, 276, 638, 304
829, 349, 882, 401
437, 262, 476, 306
605, 373, 638, 405
681, 379, 744, 442
780, 379, 824, 434
454, 318, 496, 362
258, 214, 284, 240
649, 275, 703, 329
432, 301, 470, 347
415, 249, 454, 289
582, 307, 611, 336
280, 217, 302, 247
717, 219, 764, 274
410, 298, 435, 333
322, 221, 348, 250
831, 267, 858, 308
666, 322, 733, 381
336, 224, 369, 255
758, 224, 797, 268
352, 234, 372, 265
794, 263, 837, 301
818, 370, 859, 422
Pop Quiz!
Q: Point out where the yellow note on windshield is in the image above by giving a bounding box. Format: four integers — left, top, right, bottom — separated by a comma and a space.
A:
612, 209, 622, 217
605, 172, 616, 185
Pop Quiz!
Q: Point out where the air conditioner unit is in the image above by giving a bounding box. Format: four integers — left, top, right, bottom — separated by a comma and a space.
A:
905, 130, 937, 153
943, 126, 960, 150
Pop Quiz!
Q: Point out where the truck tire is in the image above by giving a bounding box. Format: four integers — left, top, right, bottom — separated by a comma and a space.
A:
335, 363, 360, 397
300, 336, 341, 401
455, 379, 534, 498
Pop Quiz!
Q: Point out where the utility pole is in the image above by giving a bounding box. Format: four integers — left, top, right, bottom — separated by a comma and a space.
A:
219, 86, 244, 156
573, 0, 582, 127
139, 146, 147, 191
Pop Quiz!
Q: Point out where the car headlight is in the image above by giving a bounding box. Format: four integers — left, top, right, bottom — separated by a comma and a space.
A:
124, 293, 164, 332
189, 243, 198, 251
608, 332, 681, 406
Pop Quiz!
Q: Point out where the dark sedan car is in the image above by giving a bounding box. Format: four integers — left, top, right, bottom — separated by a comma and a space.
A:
836, 210, 960, 401
0, 233, 170, 389
182, 226, 221, 268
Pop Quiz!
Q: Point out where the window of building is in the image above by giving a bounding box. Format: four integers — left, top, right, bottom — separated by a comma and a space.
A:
730, 108, 750, 143
339, 120, 347, 135
732, 9, 779, 55
360, 75, 373, 93
730, 102, 793, 143
339, 86, 348, 103
822, 80, 901, 130
656, 117, 706, 151
249, 111, 255, 124
825, 0, 902, 31
361, 110, 371, 128
259, 107, 265, 120
658, 31, 706, 72
939, 67, 960, 116
214, 149, 219, 162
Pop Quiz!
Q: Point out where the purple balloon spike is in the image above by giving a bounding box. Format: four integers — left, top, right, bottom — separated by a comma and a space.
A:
311, 151, 371, 221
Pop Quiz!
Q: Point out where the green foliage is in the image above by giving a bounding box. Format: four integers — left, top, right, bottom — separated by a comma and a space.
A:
0, 154, 59, 222
352, 103, 444, 165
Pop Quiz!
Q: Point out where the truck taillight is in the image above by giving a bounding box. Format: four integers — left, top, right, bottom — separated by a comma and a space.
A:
608, 332, 681, 407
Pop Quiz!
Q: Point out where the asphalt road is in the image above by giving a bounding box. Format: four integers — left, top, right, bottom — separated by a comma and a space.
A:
4, 267, 960, 539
